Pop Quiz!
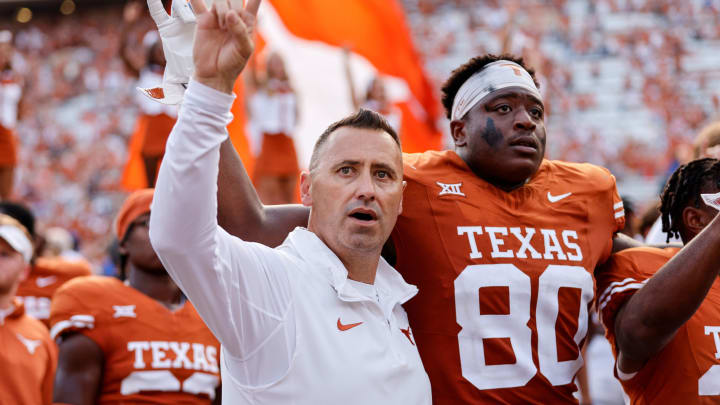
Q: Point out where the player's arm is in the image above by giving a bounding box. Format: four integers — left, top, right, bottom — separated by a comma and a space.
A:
613, 214, 720, 374
217, 139, 308, 247
53, 334, 103, 405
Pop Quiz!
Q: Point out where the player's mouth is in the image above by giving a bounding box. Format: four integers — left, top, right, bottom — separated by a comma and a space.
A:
508, 136, 539, 154
348, 208, 378, 225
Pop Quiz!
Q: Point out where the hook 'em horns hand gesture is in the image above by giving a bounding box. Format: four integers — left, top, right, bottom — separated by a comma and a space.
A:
190, 0, 261, 94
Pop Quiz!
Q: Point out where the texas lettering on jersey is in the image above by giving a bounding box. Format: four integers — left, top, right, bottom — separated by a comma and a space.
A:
393, 151, 624, 404
49, 276, 221, 403
456, 226, 583, 261
122, 341, 218, 397
597, 247, 720, 404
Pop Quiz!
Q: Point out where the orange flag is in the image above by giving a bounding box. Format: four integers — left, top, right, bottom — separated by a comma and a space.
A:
264, 0, 442, 154
121, 115, 150, 190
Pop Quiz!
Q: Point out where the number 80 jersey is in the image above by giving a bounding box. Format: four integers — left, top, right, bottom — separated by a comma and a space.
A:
392, 151, 624, 404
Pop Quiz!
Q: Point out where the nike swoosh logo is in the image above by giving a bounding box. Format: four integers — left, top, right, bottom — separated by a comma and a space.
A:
547, 192, 572, 203
337, 318, 363, 331
36, 276, 57, 288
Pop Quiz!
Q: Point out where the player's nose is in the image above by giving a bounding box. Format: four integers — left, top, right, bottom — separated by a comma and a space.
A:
513, 107, 536, 132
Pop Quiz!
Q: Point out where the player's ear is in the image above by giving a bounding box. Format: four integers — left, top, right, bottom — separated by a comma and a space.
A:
683, 205, 712, 236
300, 171, 313, 207
450, 120, 467, 147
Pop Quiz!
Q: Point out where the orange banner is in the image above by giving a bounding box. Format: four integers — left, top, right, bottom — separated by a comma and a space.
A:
267, 0, 442, 153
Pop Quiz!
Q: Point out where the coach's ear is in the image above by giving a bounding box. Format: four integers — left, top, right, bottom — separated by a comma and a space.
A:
300, 171, 313, 207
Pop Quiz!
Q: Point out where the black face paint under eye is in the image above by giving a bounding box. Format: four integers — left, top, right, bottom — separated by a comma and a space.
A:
480, 117, 503, 148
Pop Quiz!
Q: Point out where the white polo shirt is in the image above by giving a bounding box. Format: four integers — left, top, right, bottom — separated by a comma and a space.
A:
149, 80, 432, 405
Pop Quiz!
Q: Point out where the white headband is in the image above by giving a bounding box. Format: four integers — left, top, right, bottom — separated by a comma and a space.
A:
0, 224, 33, 263
451, 60, 542, 121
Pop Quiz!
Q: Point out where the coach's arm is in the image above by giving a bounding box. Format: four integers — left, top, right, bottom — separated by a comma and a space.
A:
611, 214, 720, 375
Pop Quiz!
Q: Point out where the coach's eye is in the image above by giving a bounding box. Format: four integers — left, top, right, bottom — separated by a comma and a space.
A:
339, 167, 354, 175
376, 170, 390, 179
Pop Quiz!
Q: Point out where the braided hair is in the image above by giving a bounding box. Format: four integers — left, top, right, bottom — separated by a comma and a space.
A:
660, 158, 720, 242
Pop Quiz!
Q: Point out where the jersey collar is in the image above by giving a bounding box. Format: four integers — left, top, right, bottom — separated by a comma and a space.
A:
284, 228, 418, 309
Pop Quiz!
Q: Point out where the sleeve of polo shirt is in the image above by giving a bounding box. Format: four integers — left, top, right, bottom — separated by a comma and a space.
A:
149, 80, 294, 362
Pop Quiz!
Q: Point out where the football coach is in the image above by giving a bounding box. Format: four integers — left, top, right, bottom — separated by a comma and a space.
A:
148, 0, 431, 403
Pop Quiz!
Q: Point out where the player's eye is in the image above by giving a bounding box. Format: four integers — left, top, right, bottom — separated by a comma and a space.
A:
496, 105, 511, 113
530, 107, 543, 118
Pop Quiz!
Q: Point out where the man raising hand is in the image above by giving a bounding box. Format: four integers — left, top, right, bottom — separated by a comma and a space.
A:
149, 1, 431, 404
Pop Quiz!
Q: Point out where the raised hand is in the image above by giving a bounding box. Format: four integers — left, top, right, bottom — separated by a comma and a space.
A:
190, 0, 261, 94
139, 0, 198, 105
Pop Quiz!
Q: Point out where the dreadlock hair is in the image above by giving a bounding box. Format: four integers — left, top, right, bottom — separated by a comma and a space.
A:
660, 157, 720, 243
440, 53, 540, 120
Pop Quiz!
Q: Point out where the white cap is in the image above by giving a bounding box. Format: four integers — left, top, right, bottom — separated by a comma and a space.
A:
0, 215, 33, 263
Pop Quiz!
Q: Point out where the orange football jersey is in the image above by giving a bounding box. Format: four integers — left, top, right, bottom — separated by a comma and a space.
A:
392, 151, 624, 404
49, 276, 221, 404
16, 256, 92, 325
596, 246, 720, 404
0, 299, 57, 405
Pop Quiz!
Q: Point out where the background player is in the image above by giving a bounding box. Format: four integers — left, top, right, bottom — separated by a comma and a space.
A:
0, 201, 92, 326
212, 53, 637, 403
597, 157, 720, 403
50, 189, 221, 404
0, 214, 56, 405
0, 30, 23, 200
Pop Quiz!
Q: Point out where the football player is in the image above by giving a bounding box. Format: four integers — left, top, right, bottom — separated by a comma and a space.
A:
213, 53, 639, 403
0, 201, 92, 326
0, 214, 56, 405
597, 157, 720, 403
50, 189, 221, 404
143, 6, 636, 400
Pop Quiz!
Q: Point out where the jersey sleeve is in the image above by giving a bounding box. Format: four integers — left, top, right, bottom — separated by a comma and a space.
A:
608, 172, 625, 233
48, 282, 110, 350
595, 252, 648, 338
590, 166, 625, 263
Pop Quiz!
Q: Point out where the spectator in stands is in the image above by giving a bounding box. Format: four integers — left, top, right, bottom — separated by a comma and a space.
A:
121, 1, 177, 187
247, 52, 300, 204
0, 31, 23, 200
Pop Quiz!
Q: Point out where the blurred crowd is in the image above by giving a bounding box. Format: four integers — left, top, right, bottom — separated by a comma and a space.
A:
2, 0, 720, 267
404, 0, 720, 187
6, 5, 144, 265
